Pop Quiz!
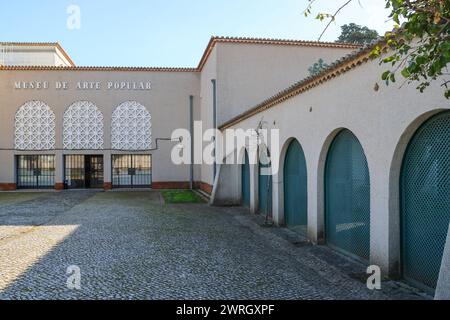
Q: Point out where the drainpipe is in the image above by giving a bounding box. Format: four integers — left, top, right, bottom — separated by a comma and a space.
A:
189, 95, 194, 190
211, 79, 217, 180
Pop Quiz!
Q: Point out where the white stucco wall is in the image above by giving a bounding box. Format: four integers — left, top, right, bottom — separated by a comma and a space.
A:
199, 42, 357, 187
1, 46, 73, 67
216, 42, 355, 126
199, 46, 218, 186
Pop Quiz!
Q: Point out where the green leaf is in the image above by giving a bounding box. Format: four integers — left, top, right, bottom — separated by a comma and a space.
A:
401, 68, 411, 78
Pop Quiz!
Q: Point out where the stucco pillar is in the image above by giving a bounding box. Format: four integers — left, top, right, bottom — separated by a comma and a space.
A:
309, 154, 322, 245
54, 151, 64, 189
103, 152, 112, 189
369, 171, 391, 275
0, 151, 16, 190
249, 163, 258, 214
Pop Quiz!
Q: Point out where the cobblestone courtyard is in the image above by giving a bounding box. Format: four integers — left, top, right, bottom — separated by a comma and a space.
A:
0, 191, 428, 300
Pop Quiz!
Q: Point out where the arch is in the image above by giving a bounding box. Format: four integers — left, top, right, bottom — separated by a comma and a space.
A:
324, 129, 371, 261
14, 101, 56, 150
388, 109, 448, 277
111, 101, 152, 151
317, 128, 347, 243
258, 144, 272, 217
399, 110, 450, 291
63, 101, 104, 150
283, 138, 308, 233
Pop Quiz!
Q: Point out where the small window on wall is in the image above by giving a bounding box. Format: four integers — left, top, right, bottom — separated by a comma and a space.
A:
16, 155, 55, 189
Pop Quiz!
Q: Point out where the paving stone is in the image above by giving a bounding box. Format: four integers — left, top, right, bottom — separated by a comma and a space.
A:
0, 191, 428, 300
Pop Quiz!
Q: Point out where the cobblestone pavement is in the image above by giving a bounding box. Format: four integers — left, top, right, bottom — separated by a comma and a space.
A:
0, 191, 429, 300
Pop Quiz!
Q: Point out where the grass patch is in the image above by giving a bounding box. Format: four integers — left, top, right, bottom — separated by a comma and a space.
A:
161, 190, 205, 204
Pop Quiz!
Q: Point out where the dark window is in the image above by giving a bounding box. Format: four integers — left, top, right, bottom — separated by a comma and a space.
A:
64, 155, 104, 189
112, 155, 152, 188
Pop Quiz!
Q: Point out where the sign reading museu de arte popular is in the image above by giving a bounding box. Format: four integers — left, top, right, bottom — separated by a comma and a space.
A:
13, 80, 152, 91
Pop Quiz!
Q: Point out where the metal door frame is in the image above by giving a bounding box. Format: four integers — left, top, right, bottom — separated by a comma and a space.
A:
111, 154, 152, 188
16, 155, 55, 189
64, 155, 104, 189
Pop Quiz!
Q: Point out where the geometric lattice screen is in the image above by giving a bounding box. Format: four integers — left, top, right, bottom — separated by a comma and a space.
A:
15, 101, 56, 150
63, 101, 104, 150
401, 111, 450, 291
284, 139, 308, 231
111, 101, 152, 150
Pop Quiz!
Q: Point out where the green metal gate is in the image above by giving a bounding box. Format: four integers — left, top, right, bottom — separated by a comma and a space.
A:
258, 147, 272, 216
325, 130, 370, 261
401, 111, 450, 291
242, 150, 251, 207
284, 140, 308, 231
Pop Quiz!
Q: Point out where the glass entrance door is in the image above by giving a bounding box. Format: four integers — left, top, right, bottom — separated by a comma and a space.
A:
112, 155, 152, 188
86, 156, 104, 188
64, 155, 104, 189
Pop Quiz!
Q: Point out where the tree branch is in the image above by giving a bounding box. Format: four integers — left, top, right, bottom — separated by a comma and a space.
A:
318, 0, 353, 41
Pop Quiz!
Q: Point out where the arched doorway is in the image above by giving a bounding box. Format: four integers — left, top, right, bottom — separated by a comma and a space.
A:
258, 146, 272, 217
401, 111, 450, 291
283, 139, 308, 234
325, 129, 370, 261
241, 150, 250, 207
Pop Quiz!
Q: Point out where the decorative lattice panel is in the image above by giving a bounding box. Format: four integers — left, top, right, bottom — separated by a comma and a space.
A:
111, 101, 152, 151
14, 101, 56, 150
63, 101, 104, 150
325, 129, 370, 261
401, 111, 450, 291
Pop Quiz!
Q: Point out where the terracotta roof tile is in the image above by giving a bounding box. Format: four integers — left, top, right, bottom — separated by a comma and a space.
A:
197, 36, 361, 70
0, 65, 197, 72
1, 36, 361, 72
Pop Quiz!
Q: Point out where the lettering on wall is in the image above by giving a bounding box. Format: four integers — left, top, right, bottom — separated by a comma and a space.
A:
13, 81, 152, 91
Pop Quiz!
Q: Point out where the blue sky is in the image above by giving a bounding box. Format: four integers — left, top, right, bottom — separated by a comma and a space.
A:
0, 0, 394, 67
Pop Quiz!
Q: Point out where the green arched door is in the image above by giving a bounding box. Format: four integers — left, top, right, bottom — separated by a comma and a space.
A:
401, 111, 450, 291
258, 147, 272, 216
242, 150, 251, 207
325, 130, 370, 261
284, 140, 308, 232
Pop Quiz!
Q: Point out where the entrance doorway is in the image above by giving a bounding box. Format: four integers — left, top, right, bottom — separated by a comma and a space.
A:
64, 155, 104, 189
16, 155, 55, 189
